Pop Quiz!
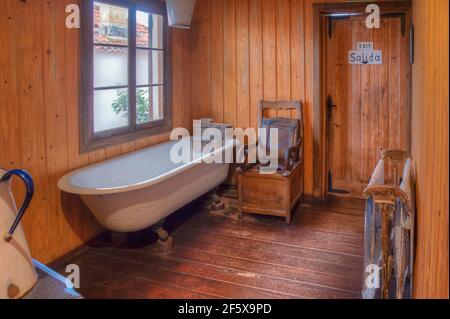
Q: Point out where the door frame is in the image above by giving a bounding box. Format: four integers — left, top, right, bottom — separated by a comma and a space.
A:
311, 1, 412, 199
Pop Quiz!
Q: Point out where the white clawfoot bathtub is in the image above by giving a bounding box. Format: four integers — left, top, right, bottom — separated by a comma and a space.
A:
58, 139, 233, 233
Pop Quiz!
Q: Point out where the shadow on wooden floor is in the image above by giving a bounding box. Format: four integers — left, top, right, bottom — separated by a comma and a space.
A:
54, 187, 365, 299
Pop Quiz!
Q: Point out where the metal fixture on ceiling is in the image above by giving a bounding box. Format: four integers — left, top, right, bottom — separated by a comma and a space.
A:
166, 0, 196, 29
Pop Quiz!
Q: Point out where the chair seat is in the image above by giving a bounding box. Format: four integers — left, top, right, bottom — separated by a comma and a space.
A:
241, 161, 303, 179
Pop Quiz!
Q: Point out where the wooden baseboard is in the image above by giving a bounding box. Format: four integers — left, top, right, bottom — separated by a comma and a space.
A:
47, 231, 110, 269
304, 193, 327, 202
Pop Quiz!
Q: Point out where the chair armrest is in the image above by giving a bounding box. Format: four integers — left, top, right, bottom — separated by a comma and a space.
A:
236, 145, 257, 174
286, 137, 303, 171
236, 163, 257, 174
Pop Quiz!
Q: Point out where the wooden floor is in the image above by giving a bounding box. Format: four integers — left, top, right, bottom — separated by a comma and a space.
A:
54, 188, 365, 299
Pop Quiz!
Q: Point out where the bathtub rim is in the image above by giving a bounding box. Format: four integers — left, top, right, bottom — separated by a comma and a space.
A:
57, 138, 236, 196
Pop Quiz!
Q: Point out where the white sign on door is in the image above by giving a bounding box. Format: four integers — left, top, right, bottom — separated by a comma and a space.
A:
357, 42, 373, 51
349, 42, 382, 65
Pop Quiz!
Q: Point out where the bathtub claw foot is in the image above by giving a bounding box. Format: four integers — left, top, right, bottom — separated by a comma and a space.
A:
155, 226, 169, 241
157, 236, 174, 253
211, 193, 225, 211
154, 226, 174, 253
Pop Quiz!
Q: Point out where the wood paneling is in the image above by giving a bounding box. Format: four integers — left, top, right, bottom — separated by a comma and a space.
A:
209, 0, 224, 123
249, 0, 263, 130
2, 3, 447, 298
191, 0, 210, 120
236, 0, 250, 129
223, 0, 237, 125
191, 0, 311, 191
0, 0, 192, 263
191, 0, 413, 198
411, 0, 449, 299
189, 0, 415, 197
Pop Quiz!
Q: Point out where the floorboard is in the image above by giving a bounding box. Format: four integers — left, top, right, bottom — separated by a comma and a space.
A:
55, 188, 365, 299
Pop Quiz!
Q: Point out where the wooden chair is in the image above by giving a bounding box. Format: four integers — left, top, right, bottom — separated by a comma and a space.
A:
236, 100, 304, 224
363, 150, 415, 299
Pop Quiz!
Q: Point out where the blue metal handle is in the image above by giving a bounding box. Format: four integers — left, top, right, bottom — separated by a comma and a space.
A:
0, 169, 34, 241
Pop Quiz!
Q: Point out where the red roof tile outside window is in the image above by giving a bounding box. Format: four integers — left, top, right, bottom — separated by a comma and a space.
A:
94, 4, 151, 51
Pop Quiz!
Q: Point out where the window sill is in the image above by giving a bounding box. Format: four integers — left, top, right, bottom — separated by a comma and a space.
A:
80, 122, 172, 154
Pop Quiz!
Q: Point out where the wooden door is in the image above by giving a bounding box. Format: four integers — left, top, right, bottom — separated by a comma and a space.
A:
325, 16, 411, 197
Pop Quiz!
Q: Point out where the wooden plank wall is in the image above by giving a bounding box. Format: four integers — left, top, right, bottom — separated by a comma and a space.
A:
190, 0, 449, 299
0, 0, 192, 263
411, 0, 449, 299
2, 3, 448, 296
189, 0, 404, 196
190, 0, 312, 192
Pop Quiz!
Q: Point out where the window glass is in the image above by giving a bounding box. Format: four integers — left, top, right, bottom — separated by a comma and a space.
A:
136, 11, 149, 48
136, 50, 164, 86
136, 11, 163, 49
94, 2, 129, 45
94, 88, 129, 133
94, 46, 128, 87
136, 86, 164, 125
84, 1, 168, 150
150, 14, 163, 49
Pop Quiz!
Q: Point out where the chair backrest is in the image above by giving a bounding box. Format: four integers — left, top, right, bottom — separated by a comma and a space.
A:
258, 101, 304, 163
382, 150, 411, 187
259, 100, 303, 127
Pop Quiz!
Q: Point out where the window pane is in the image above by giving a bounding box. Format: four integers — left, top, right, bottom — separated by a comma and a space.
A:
94, 2, 128, 45
152, 85, 164, 121
94, 46, 128, 88
94, 88, 129, 133
136, 11, 163, 49
136, 50, 163, 86
151, 14, 163, 49
136, 11, 149, 48
136, 86, 164, 124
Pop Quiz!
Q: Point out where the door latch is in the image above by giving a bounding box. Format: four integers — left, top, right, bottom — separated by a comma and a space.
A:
327, 95, 337, 121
